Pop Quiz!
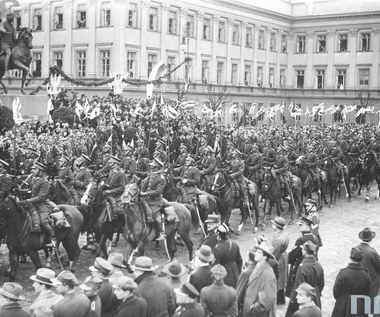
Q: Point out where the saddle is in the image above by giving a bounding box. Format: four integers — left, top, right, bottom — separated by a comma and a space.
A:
49, 211, 71, 229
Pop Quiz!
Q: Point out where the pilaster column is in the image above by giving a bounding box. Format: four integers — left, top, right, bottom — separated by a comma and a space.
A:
371, 28, 380, 88
348, 29, 358, 88
86, 0, 97, 77
326, 30, 335, 89
305, 31, 314, 89
63, 0, 73, 76
252, 25, 259, 86
41, 1, 51, 77
225, 18, 234, 84
287, 32, 295, 88
210, 15, 219, 84
239, 21, 247, 85
160, 3, 169, 66
194, 11, 203, 83
139, 0, 150, 79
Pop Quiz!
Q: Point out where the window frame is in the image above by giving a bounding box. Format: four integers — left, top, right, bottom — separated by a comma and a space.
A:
76, 50, 87, 78
336, 69, 346, 89
167, 56, 176, 81
202, 17, 211, 41
358, 68, 370, 87
76, 5, 87, 28
100, 3, 111, 27
258, 29, 265, 50
216, 61, 224, 85
147, 53, 157, 77
168, 10, 178, 35
338, 33, 348, 52
360, 32, 371, 51
316, 69, 325, 89
257, 66, 263, 87
32, 52, 42, 77
33, 8, 43, 31
316, 34, 326, 53
148, 7, 159, 32
231, 63, 238, 85
127, 3, 138, 28
296, 69, 305, 89
232, 23, 240, 45
218, 20, 226, 43
296, 35, 306, 53
52, 51, 63, 69
270, 32, 276, 51
244, 65, 251, 85
126, 51, 137, 79
99, 49, 111, 77
201, 60, 210, 84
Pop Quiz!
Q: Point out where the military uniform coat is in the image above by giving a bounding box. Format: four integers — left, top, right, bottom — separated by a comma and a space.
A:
71, 167, 92, 196
179, 166, 201, 187
241, 261, 277, 317
292, 305, 321, 317
106, 169, 127, 197
98, 279, 118, 317
189, 265, 213, 293
173, 303, 204, 317
122, 156, 136, 177
201, 230, 218, 249
113, 294, 147, 317
331, 262, 370, 317
136, 158, 150, 178
200, 282, 238, 317
26, 177, 50, 212
356, 242, 380, 299
213, 240, 243, 288
0, 173, 12, 198
52, 292, 91, 317
271, 229, 289, 291
141, 172, 166, 206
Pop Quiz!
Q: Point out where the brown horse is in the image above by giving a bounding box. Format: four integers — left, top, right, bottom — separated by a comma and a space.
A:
0, 27, 33, 94
0, 197, 83, 281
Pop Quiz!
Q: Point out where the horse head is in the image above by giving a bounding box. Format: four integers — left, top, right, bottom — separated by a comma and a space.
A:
81, 181, 99, 206
261, 168, 274, 193
121, 183, 139, 205
17, 27, 33, 49
212, 171, 226, 194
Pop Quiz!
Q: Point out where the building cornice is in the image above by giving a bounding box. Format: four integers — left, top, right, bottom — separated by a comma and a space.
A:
293, 11, 380, 22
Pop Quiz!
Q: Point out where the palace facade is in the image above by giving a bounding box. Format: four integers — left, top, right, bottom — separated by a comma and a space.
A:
7, 0, 380, 124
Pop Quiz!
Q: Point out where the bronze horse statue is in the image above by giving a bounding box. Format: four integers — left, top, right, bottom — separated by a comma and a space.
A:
0, 27, 33, 94
0, 197, 83, 281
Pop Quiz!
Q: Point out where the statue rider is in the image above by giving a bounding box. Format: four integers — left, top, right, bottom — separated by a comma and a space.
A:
140, 157, 167, 241
18, 162, 56, 247
0, 12, 16, 79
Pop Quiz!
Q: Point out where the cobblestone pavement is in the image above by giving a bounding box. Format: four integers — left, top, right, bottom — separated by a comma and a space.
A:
0, 192, 378, 316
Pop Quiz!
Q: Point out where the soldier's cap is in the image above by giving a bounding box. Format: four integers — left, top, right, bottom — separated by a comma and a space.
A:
32, 161, 46, 170
174, 282, 199, 299
210, 264, 227, 280
0, 283, 25, 301
79, 275, 103, 291
149, 157, 165, 167
163, 259, 187, 278
109, 155, 121, 163
89, 257, 114, 274
30, 268, 55, 286
297, 216, 313, 227
80, 154, 91, 163
185, 155, 196, 163
255, 242, 275, 259
204, 214, 220, 224
296, 282, 317, 300
156, 139, 166, 147
6, 12, 14, 19
51, 270, 79, 287
107, 252, 126, 268
179, 143, 188, 150
350, 247, 363, 262
0, 159, 9, 167
302, 241, 317, 253
113, 276, 137, 291
59, 155, 70, 162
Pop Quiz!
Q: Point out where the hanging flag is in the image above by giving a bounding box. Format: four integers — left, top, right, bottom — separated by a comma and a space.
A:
162, 104, 179, 119
47, 98, 54, 123
355, 107, 367, 117
288, 102, 294, 112
229, 104, 238, 114
82, 98, 91, 118
305, 106, 311, 117
12, 97, 23, 124
249, 104, 256, 116
213, 138, 220, 155
202, 104, 213, 113
88, 107, 101, 120
146, 61, 167, 99
280, 103, 285, 114
179, 100, 195, 109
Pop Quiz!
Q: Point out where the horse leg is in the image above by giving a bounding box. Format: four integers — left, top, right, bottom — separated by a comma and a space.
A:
237, 204, 248, 234
167, 231, 177, 261
96, 234, 108, 258
179, 232, 193, 262
6, 249, 20, 281
28, 250, 43, 271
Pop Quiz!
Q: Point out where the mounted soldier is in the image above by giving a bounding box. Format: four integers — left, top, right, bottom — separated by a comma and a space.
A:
18, 162, 56, 247
0, 159, 12, 200
153, 139, 168, 166
226, 149, 247, 206
174, 143, 188, 168
324, 140, 346, 178
245, 143, 263, 185
121, 143, 136, 184
306, 153, 324, 188
174, 155, 201, 204
135, 138, 149, 160
199, 145, 217, 193
0, 12, 17, 78
102, 155, 127, 220
58, 155, 73, 183
140, 157, 166, 241
67, 154, 92, 206
272, 148, 291, 200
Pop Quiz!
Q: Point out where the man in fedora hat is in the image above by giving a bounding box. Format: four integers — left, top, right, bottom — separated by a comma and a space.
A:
173, 282, 204, 317
271, 216, 289, 305
107, 252, 127, 273
80, 275, 103, 317
52, 271, 91, 317
202, 214, 221, 249
0, 159, 12, 199
189, 245, 214, 293
213, 223, 242, 288
241, 242, 277, 317
0, 282, 29, 317
163, 259, 187, 291
293, 282, 321, 317
331, 247, 370, 317
29, 268, 63, 313
200, 264, 238, 317
101, 155, 127, 221
89, 257, 117, 317
356, 227, 380, 301
140, 157, 167, 240
133, 256, 175, 317
285, 241, 324, 317
286, 216, 319, 299
112, 276, 147, 317
18, 161, 56, 247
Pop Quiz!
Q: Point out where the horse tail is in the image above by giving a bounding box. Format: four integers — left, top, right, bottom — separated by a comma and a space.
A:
183, 203, 199, 227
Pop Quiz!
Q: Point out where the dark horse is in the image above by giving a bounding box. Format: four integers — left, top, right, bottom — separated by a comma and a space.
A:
0, 27, 33, 94
345, 157, 364, 200
358, 152, 380, 201
0, 197, 83, 281
122, 183, 194, 267
212, 171, 260, 233
261, 169, 302, 225
324, 158, 349, 206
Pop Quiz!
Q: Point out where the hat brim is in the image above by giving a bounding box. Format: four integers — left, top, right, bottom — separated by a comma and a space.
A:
0, 288, 25, 301
131, 265, 158, 272
195, 250, 215, 263
89, 266, 99, 272
30, 275, 53, 286
163, 263, 187, 278
359, 231, 376, 241
110, 262, 127, 269
270, 220, 285, 229
255, 246, 275, 259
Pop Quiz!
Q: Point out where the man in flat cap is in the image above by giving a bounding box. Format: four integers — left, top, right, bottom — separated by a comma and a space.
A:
0, 12, 16, 78
200, 264, 238, 317
356, 227, 380, 303
285, 241, 324, 317
293, 282, 321, 317
331, 247, 370, 317
174, 282, 204, 317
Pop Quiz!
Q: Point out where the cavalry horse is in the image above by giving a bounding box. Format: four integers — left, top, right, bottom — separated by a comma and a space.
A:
324, 158, 349, 206
261, 168, 302, 225
345, 157, 364, 200
212, 171, 260, 233
0, 197, 83, 281
0, 27, 34, 94
358, 152, 380, 201
293, 156, 327, 210
121, 183, 194, 268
